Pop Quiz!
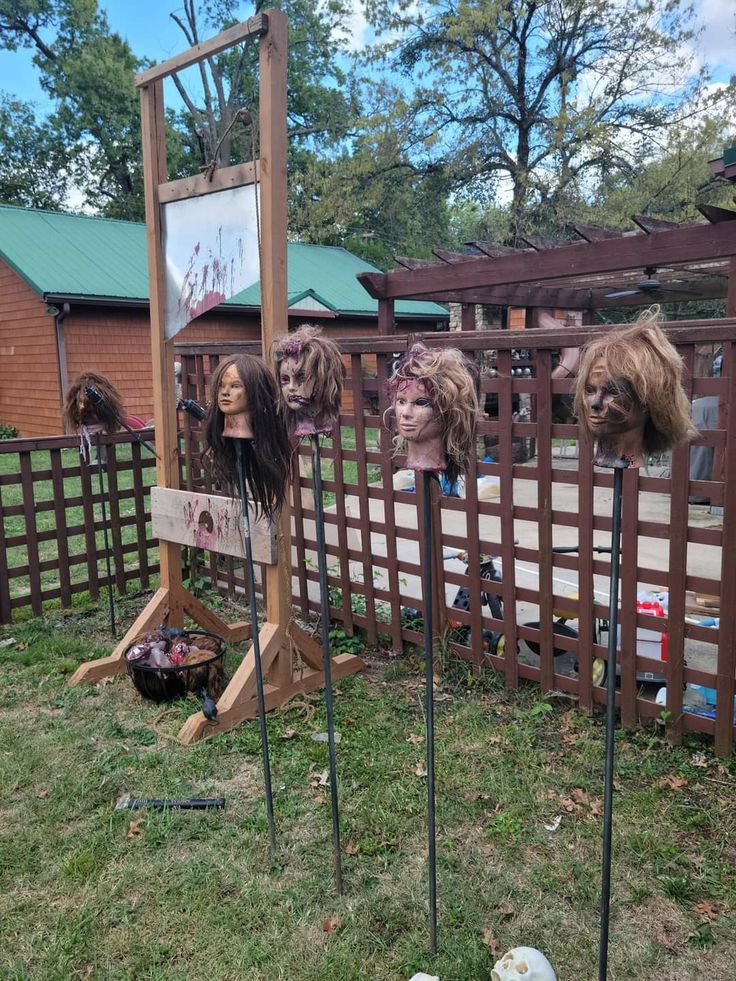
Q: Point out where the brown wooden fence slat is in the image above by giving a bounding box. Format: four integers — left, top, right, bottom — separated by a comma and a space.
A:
50, 448, 72, 608
619, 467, 640, 728
290, 450, 310, 614
376, 352, 403, 653
666, 345, 694, 744
330, 411, 355, 637
131, 441, 150, 590
536, 350, 555, 692
462, 419, 484, 668
19, 451, 43, 616
350, 352, 378, 644
576, 427, 595, 710
103, 442, 126, 594
0, 480, 12, 623
79, 455, 100, 600
497, 349, 519, 687
715, 339, 736, 755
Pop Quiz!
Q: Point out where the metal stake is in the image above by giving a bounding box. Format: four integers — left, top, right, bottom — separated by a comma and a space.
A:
311, 435, 344, 894
95, 432, 116, 637
421, 470, 438, 955
234, 439, 277, 859
599, 465, 624, 980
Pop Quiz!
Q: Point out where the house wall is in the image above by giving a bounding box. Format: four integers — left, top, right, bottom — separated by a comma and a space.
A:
0, 262, 61, 437
1, 253, 446, 436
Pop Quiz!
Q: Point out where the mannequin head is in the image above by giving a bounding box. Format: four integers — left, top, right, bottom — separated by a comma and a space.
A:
386, 343, 479, 484
202, 354, 290, 518
63, 371, 124, 435
574, 307, 697, 468
273, 325, 345, 437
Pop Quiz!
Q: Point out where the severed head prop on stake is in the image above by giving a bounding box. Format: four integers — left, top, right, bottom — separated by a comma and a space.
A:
63, 371, 124, 436
202, 354, 290, 520
386, 343, 479, 485
272, 325, 346, 438
574, 307, 697, 469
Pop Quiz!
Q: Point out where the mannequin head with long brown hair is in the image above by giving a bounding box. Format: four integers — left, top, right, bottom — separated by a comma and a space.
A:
202, 354, 290, 519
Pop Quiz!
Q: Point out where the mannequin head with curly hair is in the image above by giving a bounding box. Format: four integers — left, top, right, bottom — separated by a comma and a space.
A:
63, 371, 124, 435
386, 343, 479, 484
574, 307, 697, 468
202, 354, 290, 519
272, 325, 346, 438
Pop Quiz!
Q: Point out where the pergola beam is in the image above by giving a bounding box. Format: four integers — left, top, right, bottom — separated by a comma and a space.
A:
357, 221, 736, 299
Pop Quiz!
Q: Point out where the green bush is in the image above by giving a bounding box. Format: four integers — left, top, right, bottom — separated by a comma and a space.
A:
0, 423, 19, 439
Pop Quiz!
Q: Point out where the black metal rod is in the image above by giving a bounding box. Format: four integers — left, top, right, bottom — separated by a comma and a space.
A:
116, 416, 159, 460
311, 435, 344, 895
421, 470, 438, 955
95, 432, 116, 637
599, 465, 624, 980
234, 439, 277, 859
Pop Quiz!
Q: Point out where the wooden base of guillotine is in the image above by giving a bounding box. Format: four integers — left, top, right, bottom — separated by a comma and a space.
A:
68, 583, 364, 744
68, 488, 365, 744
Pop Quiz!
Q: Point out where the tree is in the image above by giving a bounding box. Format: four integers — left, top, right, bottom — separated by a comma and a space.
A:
0, 0, 145, 218
0, 95, 68, 208
362, 0, 727, 242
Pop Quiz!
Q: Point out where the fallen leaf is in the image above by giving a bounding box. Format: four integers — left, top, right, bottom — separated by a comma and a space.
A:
344, 841, 359, 855
36, 788, 49, 799
690, 752, 709, 769
282, 728, 298, 740
406, 733, 424, 745
15, 643, 28, 651
413, 762, 428, 778
127, 816, 144, 839
498, 905, 514, 919
693, 900, 727, 922
482, 926, 502, 958
323, 915, 342, 933
659, 774, 689, 791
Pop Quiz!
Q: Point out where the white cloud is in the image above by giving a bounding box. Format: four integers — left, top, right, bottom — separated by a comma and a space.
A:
330, 0, 370, 52
692, 0, 736, 75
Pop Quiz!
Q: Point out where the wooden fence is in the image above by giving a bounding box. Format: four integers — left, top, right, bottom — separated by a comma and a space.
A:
2, 322, 733, 753
0, 431, 158, 620
178, 321, 735, 754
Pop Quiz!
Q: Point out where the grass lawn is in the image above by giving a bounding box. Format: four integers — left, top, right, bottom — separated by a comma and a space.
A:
1, 594, 735, 980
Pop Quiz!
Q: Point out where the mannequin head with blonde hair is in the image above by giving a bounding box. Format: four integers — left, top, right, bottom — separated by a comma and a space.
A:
386, 343, 479, 484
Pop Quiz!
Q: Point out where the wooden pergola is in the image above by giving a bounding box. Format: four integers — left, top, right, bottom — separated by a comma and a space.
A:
358, 209, 736, 325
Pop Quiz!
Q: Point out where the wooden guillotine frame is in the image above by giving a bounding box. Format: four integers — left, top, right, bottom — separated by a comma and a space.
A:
68, 10, 364, 741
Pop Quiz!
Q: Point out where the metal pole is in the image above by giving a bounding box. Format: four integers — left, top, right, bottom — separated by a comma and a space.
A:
598, 465, 624, 980
234, 439, 277, 859
311, 435, 344, 894
421, 470, 438, 955
95, 432, 116, 637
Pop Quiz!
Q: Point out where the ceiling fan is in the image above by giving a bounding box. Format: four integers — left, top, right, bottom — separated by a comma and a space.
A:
605, 265, 697, 299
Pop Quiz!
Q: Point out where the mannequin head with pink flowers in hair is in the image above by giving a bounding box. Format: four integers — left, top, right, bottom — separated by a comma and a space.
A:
386, 343, 479, 484
273, 325, 346, 439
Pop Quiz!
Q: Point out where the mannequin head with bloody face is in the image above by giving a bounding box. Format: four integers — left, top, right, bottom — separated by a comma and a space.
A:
574, 308, 697, 468
272, 325, 345, 438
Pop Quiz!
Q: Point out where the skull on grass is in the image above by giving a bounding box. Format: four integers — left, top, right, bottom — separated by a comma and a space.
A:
491, 947, 556, 981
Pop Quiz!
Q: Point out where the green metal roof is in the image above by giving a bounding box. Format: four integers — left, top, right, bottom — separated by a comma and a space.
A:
0, 204, 448, 319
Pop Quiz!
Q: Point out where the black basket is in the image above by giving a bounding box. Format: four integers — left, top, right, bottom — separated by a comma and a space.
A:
125, 629, 225, 703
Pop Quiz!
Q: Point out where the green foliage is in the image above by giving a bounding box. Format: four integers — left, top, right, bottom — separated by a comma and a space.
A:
0, 96, 68, 208
328, 624, 364, 655
361, 0, 729, 239
0, 422, 19, 439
